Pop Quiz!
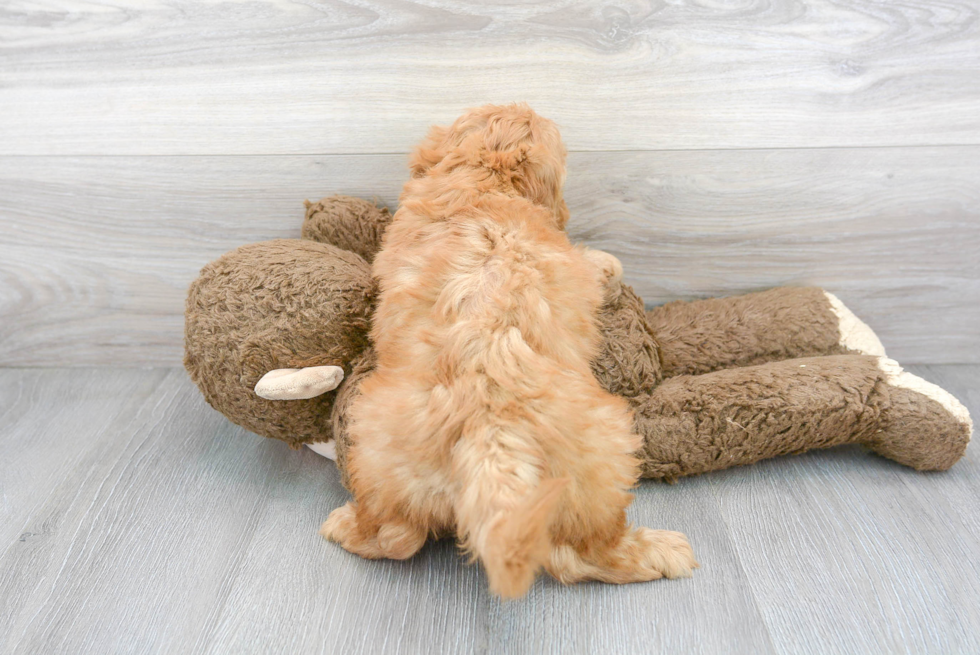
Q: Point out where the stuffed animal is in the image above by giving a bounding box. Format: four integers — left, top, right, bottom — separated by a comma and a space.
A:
184, 196, 972, 484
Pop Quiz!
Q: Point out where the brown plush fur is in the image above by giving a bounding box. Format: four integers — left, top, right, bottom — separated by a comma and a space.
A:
634, 353, 973, 479
637, 355, 891, 480
647, 286, 852, 377
320, 105, 697, 597
303, 195, 392, 264
184, 239, 375, 446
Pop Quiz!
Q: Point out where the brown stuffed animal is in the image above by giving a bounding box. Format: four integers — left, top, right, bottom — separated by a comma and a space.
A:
184, 196, 972, 485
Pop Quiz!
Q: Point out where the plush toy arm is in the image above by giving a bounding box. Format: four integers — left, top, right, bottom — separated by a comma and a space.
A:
645, 287, 885, 378
631, 354, 971, 482
255, 366, 345, 400
302, 195, 393, 263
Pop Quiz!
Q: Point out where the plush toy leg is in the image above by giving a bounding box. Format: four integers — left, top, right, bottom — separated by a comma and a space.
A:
302, 195, 392, 263
632, 355, 971, 481
645, 287, 885, 377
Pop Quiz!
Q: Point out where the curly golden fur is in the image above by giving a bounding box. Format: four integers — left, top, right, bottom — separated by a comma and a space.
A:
320, 104, 697, 597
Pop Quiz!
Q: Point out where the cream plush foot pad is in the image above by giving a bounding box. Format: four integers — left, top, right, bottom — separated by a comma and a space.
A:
824, 292, 886, 357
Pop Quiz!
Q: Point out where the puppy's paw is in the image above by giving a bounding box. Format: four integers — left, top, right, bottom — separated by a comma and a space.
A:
582, 248, 623, 285
321, 503, 426, 560
636, 528, 699, 579
376, 523, 428, 560
320, 502, 357, 544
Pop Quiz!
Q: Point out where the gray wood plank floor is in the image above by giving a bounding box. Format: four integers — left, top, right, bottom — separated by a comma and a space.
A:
1, 366, 977, 654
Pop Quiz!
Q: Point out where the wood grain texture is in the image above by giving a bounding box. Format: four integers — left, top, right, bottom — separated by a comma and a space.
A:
0, 370, 281, 653
2, 147, 977, 366
705, 364, 980, 655
0, 366, 977, 654
1, 0, 979, 155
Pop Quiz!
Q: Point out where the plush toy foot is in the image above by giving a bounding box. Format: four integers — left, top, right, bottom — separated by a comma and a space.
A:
254, 366, 345, 400
824, 292, 886, 357
307, 441, 337, 460
868, 358, 973, 471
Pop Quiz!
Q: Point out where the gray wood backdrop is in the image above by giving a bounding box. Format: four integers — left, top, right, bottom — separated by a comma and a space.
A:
1, 0, 978, 366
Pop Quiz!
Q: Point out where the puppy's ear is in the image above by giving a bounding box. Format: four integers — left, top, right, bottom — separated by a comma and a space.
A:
513, 139, 568, 226
408, 125, 449, 178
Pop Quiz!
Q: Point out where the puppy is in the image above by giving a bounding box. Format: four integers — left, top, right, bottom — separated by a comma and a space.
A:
321, 104, 697, 597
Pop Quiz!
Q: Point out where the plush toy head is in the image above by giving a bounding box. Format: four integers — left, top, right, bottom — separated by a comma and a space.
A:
184, 200, 388, 447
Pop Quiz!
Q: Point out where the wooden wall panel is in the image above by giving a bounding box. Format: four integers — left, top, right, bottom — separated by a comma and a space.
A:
1, 0, 978, 155
2, 147, 976, 365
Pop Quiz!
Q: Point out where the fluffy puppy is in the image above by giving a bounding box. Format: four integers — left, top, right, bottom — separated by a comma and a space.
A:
321, 103, 697, 597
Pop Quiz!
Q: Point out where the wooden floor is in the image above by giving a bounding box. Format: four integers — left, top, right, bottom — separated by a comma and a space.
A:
1, 365, 978, 654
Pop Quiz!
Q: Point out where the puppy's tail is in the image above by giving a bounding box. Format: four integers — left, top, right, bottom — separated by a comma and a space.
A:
454, 431, 568, 598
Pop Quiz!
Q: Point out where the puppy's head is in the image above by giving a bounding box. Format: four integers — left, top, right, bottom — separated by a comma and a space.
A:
409, 103, 570, 227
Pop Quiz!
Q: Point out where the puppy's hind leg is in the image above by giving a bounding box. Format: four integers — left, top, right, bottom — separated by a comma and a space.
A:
545, 423, 698, 586
547, 521, 698, 585
321, 382, 432, 561
321, 502, 427, 560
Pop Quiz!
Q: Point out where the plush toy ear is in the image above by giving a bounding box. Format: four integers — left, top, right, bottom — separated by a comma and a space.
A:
408, 125, 450, 178
254, 365, 345, 400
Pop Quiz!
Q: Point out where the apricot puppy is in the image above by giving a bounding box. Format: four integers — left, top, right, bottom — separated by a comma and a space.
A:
321, 104, 697, 597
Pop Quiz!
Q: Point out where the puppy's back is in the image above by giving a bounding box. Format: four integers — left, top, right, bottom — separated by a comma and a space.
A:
375, 199, 612, 596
